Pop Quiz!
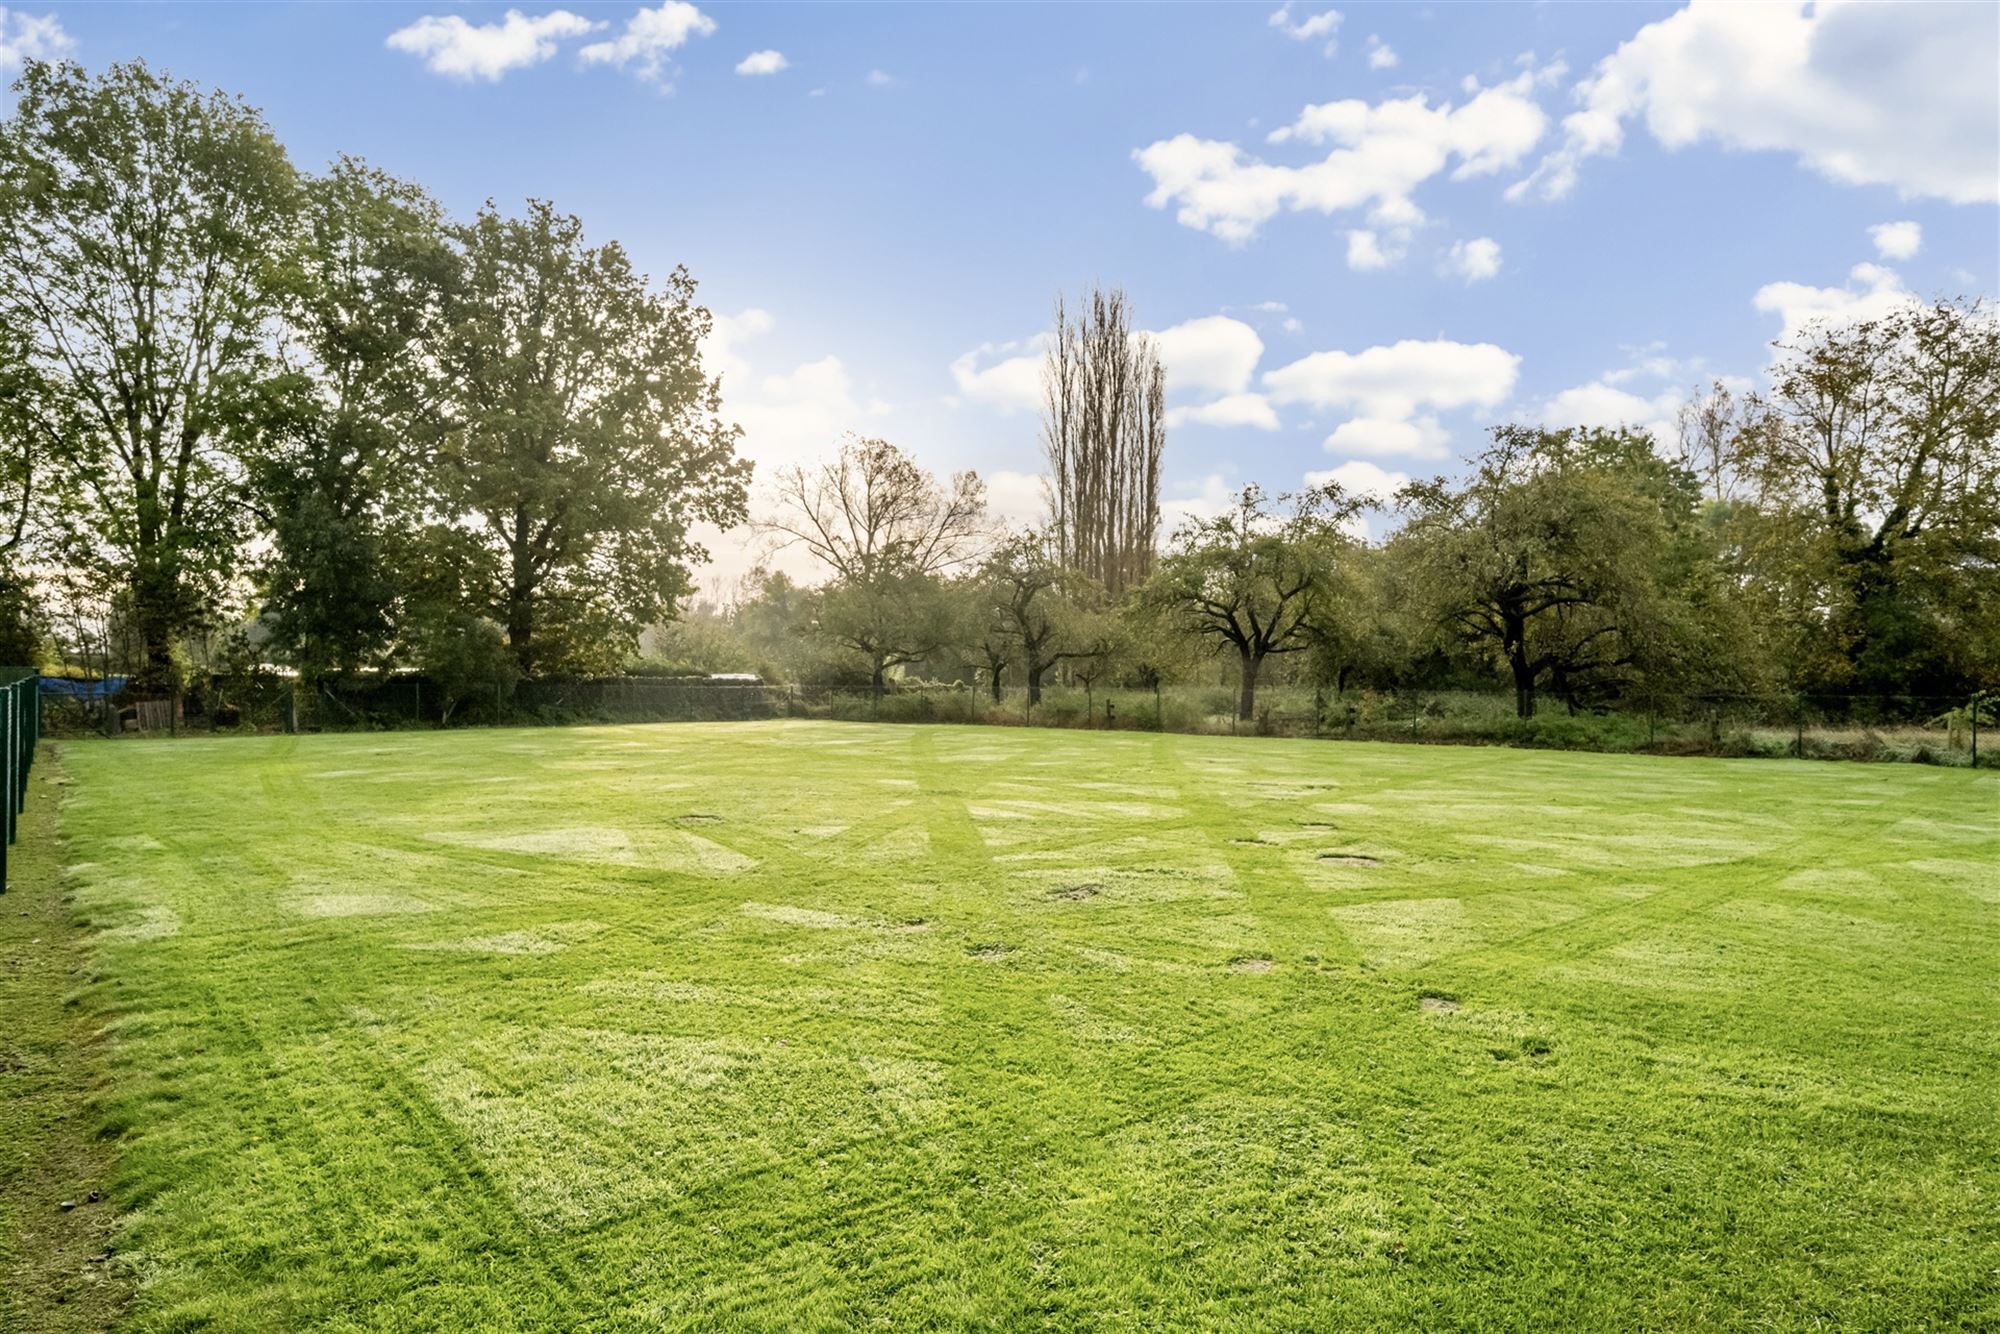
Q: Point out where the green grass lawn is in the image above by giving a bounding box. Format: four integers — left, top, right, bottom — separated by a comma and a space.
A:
32, 722, 2000, 1330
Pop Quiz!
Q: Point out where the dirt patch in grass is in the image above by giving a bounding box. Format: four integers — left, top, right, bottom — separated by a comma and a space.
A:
1420, 994, 1460, 1014
1229, 956, 1275, 974
1051, 883, 1100, 901
966, 943, 1011, 961
1316, 853, 1383, 867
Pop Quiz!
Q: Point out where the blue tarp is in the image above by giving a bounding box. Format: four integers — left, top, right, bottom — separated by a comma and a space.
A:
41, 676, 125, 703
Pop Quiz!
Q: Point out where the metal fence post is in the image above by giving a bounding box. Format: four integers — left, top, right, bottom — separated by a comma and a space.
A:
0, 687, 9, 892
1973, 694, 1981, 768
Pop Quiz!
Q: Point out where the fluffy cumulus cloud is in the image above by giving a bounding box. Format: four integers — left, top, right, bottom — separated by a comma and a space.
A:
1265, 337, 1518, 462
1304, 459, 1408, 538
1134, 71, 1549, 245
0, 7, 71, 69
1752, 261, 1917, 348
1268, 3, 1341, 55
1344, 228, 1406, 272
701, 308, 887, 472
948, 337, 1046, 415
1161, 474, 1241, 530
1868, 221, 1921, 261
1533, 381, 1681, 446
579, 1, 716, 81
1306, 459, 1409, 503
1151, 315, 1264, 395
734, 49, 788, 76
1264, 337, 1520, 419
387, 8, 600, 81
1165, 393, 1281, 432
1513, 0, 2000, 204
1366, 37, 1397, 70
1443, 236, 1502, 283
1323, 414, 1451, 461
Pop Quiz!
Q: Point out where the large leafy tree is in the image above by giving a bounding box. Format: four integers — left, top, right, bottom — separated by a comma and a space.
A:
250, 158, 456, 683
0, 311, 59, 664
1734, 299, 2000, 694
1395, 427, 1685, 719
435, 199, 748, 676
974, 530, 1109, 706
0, 60, 299, 685
810, 568, 958, 698
1143, 483, 1362, 721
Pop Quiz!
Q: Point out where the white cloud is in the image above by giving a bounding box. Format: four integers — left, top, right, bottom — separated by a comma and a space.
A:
0, 7, 71, 69
1306, 459, 1409, 500
387, 8, 599, 82
1366, 36, 1397, 70
1753, 261, 1917, 348
698, 307, 775, 388
1268, 338, 1517, 465
1513, 1, 1999, 204
1867, 221, 1921, 262
1305, 460, 1408, 537
1166, 393, 1281, 432
1264, 337, 1520, 418
1345, 228, 1407, 271
1161, 473, 1239, 530
1268, 3, 1342, 55
1323, 414, 1451, 460
735, 49, 788, 76
578, 2, 715, 81
1532, 381, 1681, 445
1151, 315, 1264, 395
984, 470, 1050, 530
1134, 72, 1548, 245
1443, 236, 1502, 283
866, 69, 895, 87
701, 308, 888, 473
949, 337, 1046, 415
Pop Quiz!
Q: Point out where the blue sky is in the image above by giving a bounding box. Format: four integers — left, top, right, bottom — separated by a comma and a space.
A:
8, 1, 1997, 582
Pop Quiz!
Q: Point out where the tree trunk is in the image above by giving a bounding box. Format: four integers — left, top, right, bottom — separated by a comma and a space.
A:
508, 510, 536, 675
989, 671, 1003, 704
871, 657, 888, 699
1027, 663, 1045, 706
1237, 648, 1261, 721
1509, 650, 1536, 719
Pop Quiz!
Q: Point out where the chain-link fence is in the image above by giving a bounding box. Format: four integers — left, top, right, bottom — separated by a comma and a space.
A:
34, 672, 1993, 768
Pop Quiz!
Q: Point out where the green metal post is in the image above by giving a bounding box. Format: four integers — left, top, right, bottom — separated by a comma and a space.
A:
4, 683, 15, 846
0, 689, 9, 891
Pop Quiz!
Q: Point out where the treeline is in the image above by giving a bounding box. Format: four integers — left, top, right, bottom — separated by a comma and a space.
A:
0, 61, 748, 703
677, 295, 1999, 721
1, 61, 1995, 726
